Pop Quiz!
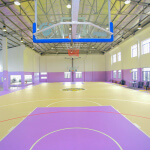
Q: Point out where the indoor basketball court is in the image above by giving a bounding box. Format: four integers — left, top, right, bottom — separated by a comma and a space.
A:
0, 0, 150, 150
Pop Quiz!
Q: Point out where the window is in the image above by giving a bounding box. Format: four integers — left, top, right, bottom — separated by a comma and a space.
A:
76, 72, 82, 78
64, 72, 71, 78
10, 75, 21, 85
118, 52, 121, 61
142, 68, 150, 81
113, 70, 117, 78
118, 70, 121, 79
141, 38, 150, 55
41, 77, 47, 79
112, 54, 116, 63
131, 44, 137, 57
41, 72, 47, 75
132, 69, 137, 80
25, 75, 32, 84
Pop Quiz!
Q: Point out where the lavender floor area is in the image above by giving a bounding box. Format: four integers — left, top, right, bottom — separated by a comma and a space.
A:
0, 106, 150, 150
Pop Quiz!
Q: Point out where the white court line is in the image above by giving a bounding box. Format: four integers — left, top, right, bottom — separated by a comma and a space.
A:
111, 106, 150, 138
29, 127, 123, 150
0, 97, 150, 108
46, 99, 101, 107
0, 108, 37, 142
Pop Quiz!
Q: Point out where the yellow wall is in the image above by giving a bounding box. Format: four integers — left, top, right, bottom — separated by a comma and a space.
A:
40, 54, 105, 72
105, 24, 150, 71
23, 47, 40, 72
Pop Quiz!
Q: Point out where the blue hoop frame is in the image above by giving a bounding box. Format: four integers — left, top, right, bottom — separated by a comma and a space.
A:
33, 22, 114, 43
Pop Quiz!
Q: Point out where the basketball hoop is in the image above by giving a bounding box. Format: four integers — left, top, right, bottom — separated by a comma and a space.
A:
68, 49, 79, 57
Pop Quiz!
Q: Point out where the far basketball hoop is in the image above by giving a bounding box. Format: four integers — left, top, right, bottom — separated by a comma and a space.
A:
68, 49, 79, 57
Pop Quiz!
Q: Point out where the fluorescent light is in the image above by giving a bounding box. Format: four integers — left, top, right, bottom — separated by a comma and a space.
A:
69, 27, 71, 30
66, 4, 71, 9
147, 11, 150, 15
3, 25, 7, 32
122, 37, 125, 41
14, 0, 21, 6
20, 37, 23, 43
137, 24, 142, 30
124, 0, 131, 4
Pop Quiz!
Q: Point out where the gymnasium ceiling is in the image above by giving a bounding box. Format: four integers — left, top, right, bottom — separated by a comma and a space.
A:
0, 0, 150, 55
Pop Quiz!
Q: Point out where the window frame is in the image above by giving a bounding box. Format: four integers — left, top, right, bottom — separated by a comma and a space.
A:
118, 70, 121, 79
117, 52, 121, 62
141, 38, 150, 55
113, 70, 117, 79
76, 72, 82, 78
142, 68, 150, 81
131, 44, 138, 58
132, 69, 138, 81
64, 72, 71, 79
112, 54, 116, 63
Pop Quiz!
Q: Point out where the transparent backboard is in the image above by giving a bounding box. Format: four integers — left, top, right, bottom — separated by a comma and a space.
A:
33, 0, 113, 43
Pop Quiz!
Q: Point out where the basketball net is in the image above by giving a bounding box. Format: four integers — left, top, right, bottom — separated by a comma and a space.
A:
68, 49, 79, 57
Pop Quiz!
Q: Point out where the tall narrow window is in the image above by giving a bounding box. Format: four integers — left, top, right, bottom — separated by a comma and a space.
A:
118, 52, 121, 61
141, 38, 150, 55
112, 54, 116, 63
113, 70, 117, 78
118, 70, 121, 79
142, 68, 150, 81
131, 44, 137, 57
132, 69, 137, 80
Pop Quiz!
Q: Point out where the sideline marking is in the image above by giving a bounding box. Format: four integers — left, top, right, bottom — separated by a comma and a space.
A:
29, 127, 123, 150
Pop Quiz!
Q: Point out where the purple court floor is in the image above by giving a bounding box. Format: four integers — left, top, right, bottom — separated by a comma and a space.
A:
0, 106, 150, 150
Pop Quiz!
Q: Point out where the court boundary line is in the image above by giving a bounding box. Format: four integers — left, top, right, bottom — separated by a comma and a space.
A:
29, 127, 123, 150
111, 106, 150, 138
0, 108, 37, 142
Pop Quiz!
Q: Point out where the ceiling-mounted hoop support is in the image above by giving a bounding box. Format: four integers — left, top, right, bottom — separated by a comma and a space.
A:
33, 22, 114, 43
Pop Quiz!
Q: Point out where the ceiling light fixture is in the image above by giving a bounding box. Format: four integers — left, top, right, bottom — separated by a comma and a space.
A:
122, 37, 125, 41
124, 0, 131, 4
137, 24, 142, 30
20, 37, 24, 43
14, 0, 21, 6
66, 4, 71, 9
2, 25, 7, 32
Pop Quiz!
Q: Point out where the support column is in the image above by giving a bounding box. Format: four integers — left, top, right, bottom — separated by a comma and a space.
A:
21, 72, 25, 87
2, 37, 9, 91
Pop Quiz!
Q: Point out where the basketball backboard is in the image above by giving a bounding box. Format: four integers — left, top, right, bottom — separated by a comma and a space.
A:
33, 0, 113, 43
